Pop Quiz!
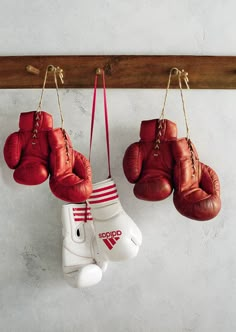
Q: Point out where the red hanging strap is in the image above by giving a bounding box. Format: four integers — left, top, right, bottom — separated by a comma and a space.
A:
89, 71, 111, 178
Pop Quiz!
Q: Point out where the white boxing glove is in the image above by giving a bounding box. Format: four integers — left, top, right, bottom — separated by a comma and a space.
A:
87, 178, 142, 262
62, 203, 108, 288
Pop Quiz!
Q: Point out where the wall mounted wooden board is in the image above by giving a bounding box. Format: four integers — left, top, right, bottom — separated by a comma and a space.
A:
0, 55, 236, 89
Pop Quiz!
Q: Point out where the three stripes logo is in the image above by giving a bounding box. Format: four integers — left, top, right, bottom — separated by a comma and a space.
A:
99, 230, 122, 250
88, 183, 119, 205
72, 207, 93, 223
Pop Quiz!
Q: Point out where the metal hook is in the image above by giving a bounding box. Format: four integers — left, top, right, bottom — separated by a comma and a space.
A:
170, 67, 180, 76
47, 65, 64, 84
47, 64, 55, 72
169, 67, 189, 88
170, 67, 189, 80
96, 68, 103, 75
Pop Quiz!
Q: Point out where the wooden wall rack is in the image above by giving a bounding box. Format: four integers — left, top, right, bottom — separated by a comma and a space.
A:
0, 55, 236, 89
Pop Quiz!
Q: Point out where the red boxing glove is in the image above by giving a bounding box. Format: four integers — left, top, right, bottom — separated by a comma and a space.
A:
48, 128, 92, 203
123, 119, 177, 201
3, 111, 53, 185
172, 138, 221, 221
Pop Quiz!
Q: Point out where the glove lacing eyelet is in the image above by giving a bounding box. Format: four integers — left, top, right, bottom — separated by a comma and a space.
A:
187, 138, 197, 177
62, 129, 70, 163
154, 119, 164, 157
32, 111, 41, 144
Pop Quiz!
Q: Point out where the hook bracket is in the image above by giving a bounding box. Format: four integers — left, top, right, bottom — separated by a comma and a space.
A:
46, 65, 64, 84
96, 68, 103, 75
26, 65, 40, 75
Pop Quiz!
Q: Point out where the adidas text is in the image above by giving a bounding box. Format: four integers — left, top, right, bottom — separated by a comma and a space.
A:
99, 230, 122, 238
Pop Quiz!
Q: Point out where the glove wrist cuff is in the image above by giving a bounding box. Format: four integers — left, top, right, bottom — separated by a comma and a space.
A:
88, 177, 119, 207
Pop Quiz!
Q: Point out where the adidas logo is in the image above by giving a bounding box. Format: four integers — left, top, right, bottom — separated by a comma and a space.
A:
99, 230, 122, 250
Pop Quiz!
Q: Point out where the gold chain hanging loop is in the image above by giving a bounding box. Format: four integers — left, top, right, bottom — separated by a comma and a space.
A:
177, 69, 190, 140
160, 67, 190, 125
154, 67, 188, 152
157, 67, 196, 175
35, 65, 67, 160
49, 65, 70, 162
52, 66, 64, 130
37, 64, 64, 129
176, 69, 196, 175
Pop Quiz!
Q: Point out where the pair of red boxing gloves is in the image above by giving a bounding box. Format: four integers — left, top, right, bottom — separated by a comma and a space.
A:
3, 109, 143, 288
123, 118, 221, 221
3, 110, 92, 202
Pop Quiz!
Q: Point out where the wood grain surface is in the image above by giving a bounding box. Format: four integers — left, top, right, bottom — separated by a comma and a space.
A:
0, 55, 236, 89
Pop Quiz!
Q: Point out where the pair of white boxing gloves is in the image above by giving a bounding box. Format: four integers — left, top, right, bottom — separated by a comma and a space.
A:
62, 177, 142, 288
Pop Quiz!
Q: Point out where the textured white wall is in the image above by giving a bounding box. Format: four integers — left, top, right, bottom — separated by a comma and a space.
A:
0, 1, 235, 331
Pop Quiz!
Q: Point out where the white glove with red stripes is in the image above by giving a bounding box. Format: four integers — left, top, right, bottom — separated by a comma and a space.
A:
62, 203, 108, 288
87, 177, 142, 261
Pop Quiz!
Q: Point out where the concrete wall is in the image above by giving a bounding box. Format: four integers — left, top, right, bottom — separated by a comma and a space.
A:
0, 1, 235, 331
